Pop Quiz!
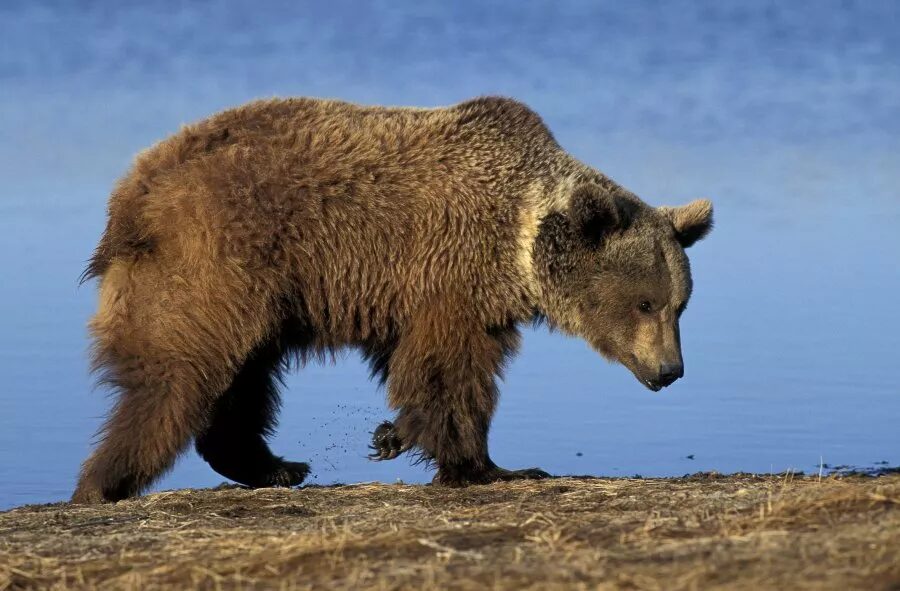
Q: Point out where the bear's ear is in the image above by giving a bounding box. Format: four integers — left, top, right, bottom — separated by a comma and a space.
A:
568, 184, 629, 245
658, 199, 714, 248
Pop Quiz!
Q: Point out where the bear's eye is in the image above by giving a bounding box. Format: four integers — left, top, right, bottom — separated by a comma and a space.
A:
638, 301, 652, 314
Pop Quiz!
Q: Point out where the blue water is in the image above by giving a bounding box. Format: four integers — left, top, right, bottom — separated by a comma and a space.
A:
1, 1, 898, 510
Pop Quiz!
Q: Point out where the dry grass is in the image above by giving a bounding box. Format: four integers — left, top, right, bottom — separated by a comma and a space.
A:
1, 474, 898, 590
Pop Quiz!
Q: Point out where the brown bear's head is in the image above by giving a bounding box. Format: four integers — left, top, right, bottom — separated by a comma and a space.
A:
533, 184, 713, 391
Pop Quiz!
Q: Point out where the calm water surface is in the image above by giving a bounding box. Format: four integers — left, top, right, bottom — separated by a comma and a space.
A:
1, 1, 898, 509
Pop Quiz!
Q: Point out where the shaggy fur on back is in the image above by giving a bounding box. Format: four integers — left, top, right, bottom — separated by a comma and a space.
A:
73, 96, 712, 503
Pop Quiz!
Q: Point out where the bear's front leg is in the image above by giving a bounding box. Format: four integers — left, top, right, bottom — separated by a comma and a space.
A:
385, 310, 550, 486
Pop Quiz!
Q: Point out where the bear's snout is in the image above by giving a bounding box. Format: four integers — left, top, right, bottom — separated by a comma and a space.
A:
643, 362, 684, 391
638, 363, 684, 392
656, 362, 684, 387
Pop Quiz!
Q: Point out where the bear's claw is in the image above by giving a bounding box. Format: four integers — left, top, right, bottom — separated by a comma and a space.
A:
368, 421, 408, 461
500, 467, 552, 480
433, 465, 552, 486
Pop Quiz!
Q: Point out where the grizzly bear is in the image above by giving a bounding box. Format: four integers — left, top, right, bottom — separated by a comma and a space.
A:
72, 96, 713, 503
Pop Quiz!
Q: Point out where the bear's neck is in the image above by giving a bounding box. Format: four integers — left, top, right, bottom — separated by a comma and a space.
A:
514, 160, 609, 315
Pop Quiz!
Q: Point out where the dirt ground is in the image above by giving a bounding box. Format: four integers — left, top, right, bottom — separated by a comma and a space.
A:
1, 473, 898, 590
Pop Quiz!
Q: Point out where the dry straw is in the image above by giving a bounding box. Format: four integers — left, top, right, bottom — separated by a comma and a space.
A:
1, 474, 898, 590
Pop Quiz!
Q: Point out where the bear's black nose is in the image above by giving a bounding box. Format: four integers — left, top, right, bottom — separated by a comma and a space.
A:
657, 363, 684, 387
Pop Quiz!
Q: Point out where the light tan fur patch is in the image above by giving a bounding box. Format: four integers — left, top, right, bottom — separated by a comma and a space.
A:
515, 176, 579, 307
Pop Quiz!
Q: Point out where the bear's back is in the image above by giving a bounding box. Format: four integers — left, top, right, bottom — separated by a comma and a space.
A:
89, 96, 566, 334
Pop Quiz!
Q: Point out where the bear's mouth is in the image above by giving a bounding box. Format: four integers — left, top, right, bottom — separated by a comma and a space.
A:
621, 355, 665, 392
642, 379, 663, 392
594, 344, 669, 392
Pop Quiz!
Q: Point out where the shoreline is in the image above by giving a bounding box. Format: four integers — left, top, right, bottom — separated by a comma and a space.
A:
2, 473, 898, 589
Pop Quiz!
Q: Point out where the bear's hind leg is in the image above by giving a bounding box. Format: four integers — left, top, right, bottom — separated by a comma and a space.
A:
195, 337, 309, 488
72, 259, 280, 503
72, 330, 243, 503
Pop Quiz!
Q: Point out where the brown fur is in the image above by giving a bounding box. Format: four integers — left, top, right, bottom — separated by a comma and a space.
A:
72, 96, 713, 503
